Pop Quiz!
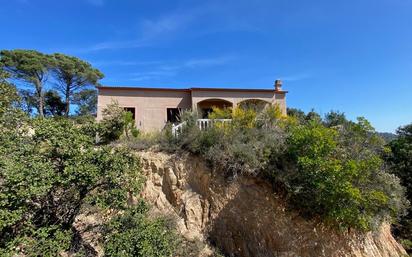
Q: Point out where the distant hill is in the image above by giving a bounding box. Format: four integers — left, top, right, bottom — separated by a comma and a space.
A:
377, 132, 398, 143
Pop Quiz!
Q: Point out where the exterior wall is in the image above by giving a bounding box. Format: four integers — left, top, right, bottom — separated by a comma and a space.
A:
97, 88, 192, 131
97, 87, 288, 132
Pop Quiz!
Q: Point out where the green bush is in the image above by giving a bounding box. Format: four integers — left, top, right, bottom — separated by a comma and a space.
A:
99, 101, 126, 143
99, 101, 140, 143
386, 123, 412, 249
279, 120, 407, 230
116, 106, 407, 232
172, 108, 407, 231
0, 116, 144, 255
103, 201, 178, 257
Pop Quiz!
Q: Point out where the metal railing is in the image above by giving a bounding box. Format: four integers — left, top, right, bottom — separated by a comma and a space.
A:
172, 119, 232, 136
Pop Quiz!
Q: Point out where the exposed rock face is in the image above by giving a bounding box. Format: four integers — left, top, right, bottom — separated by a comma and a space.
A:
138, 151, 407, 257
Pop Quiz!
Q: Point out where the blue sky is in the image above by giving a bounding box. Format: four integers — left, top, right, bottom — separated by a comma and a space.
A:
1, 0, 411, 132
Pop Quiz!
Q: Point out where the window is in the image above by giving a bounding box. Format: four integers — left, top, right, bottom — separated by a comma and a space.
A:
124, 107, 136, 120
167, 108, 181, 123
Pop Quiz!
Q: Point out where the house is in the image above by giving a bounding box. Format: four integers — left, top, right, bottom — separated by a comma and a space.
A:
96, 80, 288, 132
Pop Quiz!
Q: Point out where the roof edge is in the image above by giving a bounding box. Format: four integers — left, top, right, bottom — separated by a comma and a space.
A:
97, 85, 287, 93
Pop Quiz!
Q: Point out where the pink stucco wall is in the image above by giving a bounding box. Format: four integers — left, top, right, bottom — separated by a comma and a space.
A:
97, 87, 287, 132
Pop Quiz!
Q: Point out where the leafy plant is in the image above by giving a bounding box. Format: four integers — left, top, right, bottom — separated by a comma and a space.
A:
386, 123, 412, 248
103, 201, 178, 257
0, 116, 143, 255
0, 49, 54, 117
51, 53, 103, 117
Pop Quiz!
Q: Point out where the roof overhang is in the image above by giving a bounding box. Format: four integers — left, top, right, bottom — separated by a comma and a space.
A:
97, 85, 287, 93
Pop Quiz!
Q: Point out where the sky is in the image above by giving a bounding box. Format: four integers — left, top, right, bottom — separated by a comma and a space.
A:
0, 0, 411, 132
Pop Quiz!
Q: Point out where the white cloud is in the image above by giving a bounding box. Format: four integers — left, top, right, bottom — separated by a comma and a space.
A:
86, 40, 144, 51
81, 9, 195, 52
128, 56, 234, 82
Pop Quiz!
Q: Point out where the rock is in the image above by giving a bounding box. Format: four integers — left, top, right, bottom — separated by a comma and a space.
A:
137, 151, 407, 257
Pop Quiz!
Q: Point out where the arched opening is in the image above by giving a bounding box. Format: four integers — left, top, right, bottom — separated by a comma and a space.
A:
237, 99, 271, 113
197, 98, 233, 118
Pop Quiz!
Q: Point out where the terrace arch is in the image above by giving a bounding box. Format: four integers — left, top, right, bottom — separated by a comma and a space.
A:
237, 99, 272, 112
196, 98, 233, 118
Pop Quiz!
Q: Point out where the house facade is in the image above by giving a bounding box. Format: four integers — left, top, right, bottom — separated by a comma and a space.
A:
96, 80, 288, 132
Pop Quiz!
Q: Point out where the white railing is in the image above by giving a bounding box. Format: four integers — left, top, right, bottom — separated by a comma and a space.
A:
171, 121, 186, 137
172, 119, 231, 136
196, 119, 231, 130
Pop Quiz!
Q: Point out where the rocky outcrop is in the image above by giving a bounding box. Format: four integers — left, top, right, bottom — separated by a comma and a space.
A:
138, 151, 407, 257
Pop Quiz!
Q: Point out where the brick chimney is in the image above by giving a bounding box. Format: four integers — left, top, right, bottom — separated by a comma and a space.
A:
274, 79, 282, 91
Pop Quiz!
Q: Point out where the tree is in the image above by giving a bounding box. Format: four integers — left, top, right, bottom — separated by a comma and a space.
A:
72, 89, 98, 116
44, 90, 65, 116
0, 69, 19, 115
387, 123, 412, 247
18, 89, 37, 115
0, 50, 53, 117
324, 111, 347, 127
305, 109, 322, 123
51, 53, 103, 117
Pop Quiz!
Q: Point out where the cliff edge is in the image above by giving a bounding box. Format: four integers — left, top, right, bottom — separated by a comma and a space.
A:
138, 151, 407, 257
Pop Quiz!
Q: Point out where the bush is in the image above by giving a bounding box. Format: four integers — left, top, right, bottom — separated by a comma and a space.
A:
0, 116, 145, 255
99, 101, 126, 143
279, 120, 407, 230
115, 106, 408, 232
386, 123, 412, 248
178, 108, 407, 231
103, 201, 178, 257
99, 101, 140, 143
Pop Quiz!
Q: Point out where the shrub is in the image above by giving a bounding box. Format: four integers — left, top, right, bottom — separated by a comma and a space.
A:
181, 108, 407, 230
123, 110, 140, 139
208, 106, 232, 119
116, 106, 408, 232
277, 120, 408, 230
386, 123, 412, 247
98, 101, 141, 143
99, 101, 126, 143
0, 117, 143, 255
103, 201, 178, 257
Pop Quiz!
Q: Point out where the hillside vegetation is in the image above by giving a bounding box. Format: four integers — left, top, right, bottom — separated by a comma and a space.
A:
121, 106, 408, 232
0, 80, 180, 256
1, 49, 412, 256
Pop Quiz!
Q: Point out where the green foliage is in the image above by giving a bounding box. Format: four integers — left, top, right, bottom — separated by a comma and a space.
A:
99, 101, 126, 143
324, 110, 347, 127
281, 120, 407, 230
44, 89, 65, 116
123, 111, 140, 139
0, 50, 104, 118
72, 89, 98, 116
0, 49, 54, 117
103, 201, 177, 257
18, 89, 37, 115
0, 71, 19, 116
208, 106, 233, 119
98, 101, 140, 143
386, 123, 412, 246
133, 107, 408, 231
0, 115, 143, 255
51, 53, 103, 116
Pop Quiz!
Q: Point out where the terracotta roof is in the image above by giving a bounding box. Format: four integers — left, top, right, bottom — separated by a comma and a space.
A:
97, 85, 288, 93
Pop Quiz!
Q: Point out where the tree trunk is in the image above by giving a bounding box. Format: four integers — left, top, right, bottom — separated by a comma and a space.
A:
35, 80, 44, 118
65, 86, 70, 117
